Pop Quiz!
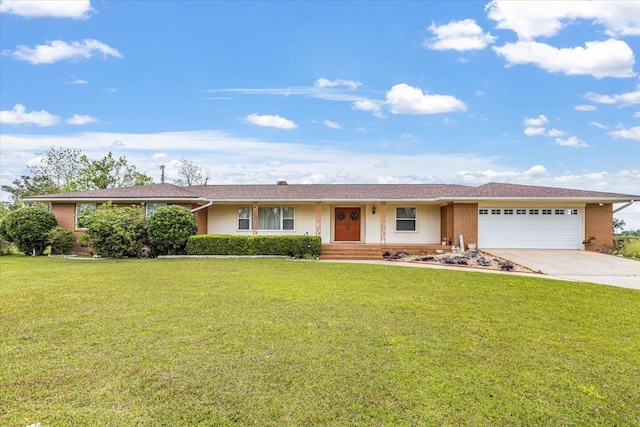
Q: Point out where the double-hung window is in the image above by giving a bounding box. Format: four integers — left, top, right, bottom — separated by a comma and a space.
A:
396, 207, 416, 231
146, 203, 167, 217
75, 203, 96, 229
238, 207, 251, 230
238, 206, 295, 231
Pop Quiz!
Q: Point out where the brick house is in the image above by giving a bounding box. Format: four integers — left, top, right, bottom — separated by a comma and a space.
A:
25, 181, 638, 257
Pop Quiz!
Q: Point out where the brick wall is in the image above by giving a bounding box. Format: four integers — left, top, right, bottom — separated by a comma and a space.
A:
452, 203, 478, 249
584, 203, 613, 253
51, 203, 89, 254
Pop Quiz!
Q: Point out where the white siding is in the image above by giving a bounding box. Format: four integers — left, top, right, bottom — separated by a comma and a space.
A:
385, 205, 440, 244
207, 204, 317, 236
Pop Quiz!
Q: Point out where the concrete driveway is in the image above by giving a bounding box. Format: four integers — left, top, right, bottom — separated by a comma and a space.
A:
485, 249, 640, 290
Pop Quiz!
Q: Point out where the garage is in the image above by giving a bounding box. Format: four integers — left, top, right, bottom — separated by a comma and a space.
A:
478, 207, 583, 249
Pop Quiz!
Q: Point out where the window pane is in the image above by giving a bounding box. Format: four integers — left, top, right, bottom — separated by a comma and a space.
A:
146, 203, 167, 217
283, 207, 295, 219
283, 219, 294, 230
238, 207, 251, 230
396, 207, 416, 219
396, 219, 416, 231
238, 207, 250, 219
75, 203, 95, 229
259, 207, 281, 230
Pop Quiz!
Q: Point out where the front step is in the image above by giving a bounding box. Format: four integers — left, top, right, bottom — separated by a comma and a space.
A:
321, 244, 451, 260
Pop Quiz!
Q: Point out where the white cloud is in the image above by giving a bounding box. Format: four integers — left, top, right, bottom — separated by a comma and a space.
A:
609, 126, 640, 140
574, 104, 596, 111
583, 85, 640, 107
0, 104, 59, 126
524, 165, 549, 177
68, 79, 88, 85
493, 39, 635, 79
151, 153, 167, 161
66, 114, 97, 125
314, 78, 361, 90
352, 100, 384, 117
523, 115, 548, 126
486, 0, 640, 40
555, 136, 589, 148
323, 120, 342, 129
385, 83, 466, 115
0, 0, 92, 19
547, 128, 567, 137
590, 121, 608, 129
425, 19, 496, 51
6, 39, 122, 64
634, 112, 640, 118
245, 114, 298, 130
524, 127, 545, 136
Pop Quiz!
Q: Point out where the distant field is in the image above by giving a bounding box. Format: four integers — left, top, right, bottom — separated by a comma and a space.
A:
1, 256, 638, 426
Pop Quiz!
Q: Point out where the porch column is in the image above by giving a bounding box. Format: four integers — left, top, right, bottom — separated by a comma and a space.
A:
380, 202, 387, 244
315, 202, 322, 236
252, 202, 259, 235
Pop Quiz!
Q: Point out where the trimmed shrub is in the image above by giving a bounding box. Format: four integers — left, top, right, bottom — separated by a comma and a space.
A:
147, 205, 198, 255
186, 234, 321, 258
79, 203, 146, 258
48, 226, 76, 255
3, 207, 57, 256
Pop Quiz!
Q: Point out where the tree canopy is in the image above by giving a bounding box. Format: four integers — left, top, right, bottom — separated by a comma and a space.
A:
173, 158, 209, 187
1, 147, 153, 207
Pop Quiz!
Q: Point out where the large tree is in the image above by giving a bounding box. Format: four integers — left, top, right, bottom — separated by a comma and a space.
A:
173, 158, 210, 186
1, 147, 153, 207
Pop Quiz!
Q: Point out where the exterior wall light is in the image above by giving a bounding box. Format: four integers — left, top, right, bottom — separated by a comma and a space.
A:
372, 206, 376, 215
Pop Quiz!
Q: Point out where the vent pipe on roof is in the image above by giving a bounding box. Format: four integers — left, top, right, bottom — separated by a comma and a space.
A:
277, 180, 288, 185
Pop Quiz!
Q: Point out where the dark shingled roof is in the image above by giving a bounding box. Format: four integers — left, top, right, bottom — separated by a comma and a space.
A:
24, 182, 639, 203
187, 183, 473, 200
25, 183, 202, 200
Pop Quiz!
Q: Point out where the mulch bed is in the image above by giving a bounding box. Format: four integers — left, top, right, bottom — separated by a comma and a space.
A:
384, 250, 537, 273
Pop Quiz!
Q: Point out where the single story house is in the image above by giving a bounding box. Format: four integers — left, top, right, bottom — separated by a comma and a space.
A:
25, 181, 638, 258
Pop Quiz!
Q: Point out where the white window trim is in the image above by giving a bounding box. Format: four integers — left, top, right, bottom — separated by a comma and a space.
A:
237, 206, 252, 231
75, 203, 96, 230
237, 206, 296, 231
395, 207, 417, 232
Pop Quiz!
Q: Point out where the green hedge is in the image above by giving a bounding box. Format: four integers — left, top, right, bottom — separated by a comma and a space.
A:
186, 234, 321, 258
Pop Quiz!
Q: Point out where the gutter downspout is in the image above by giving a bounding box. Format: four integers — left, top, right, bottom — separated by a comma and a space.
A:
613, 200, 634, 214
191, 200, 213, 213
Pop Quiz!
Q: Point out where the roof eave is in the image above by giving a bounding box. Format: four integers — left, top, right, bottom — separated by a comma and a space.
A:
24, 197, 207, 203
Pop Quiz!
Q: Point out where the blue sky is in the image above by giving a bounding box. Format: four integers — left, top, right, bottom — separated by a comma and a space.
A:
1, 0, 639, 227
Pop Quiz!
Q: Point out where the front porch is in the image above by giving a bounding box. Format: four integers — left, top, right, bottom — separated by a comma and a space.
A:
321, 243, 452, 260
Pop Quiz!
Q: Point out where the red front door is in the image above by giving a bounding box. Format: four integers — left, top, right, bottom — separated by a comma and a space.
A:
335, 208, 361, 241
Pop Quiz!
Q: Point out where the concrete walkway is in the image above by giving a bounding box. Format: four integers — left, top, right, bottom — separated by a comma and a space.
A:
484, 249, 640, 290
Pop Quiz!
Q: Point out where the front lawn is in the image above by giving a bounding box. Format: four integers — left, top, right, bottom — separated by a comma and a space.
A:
1, 257, 638, 426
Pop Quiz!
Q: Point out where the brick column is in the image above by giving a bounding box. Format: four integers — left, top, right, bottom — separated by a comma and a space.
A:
380, 202, 387, 244
252, 202, 259, 235
452, 203, 478, 248
315, 202, 322, 236
584, 203, 613, 253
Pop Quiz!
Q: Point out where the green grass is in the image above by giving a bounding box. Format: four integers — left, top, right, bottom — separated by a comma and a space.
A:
622, 240, 640, 259
1, 256, 639, 426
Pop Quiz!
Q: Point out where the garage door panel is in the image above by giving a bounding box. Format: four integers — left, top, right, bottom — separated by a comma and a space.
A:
479, 208, 581, 249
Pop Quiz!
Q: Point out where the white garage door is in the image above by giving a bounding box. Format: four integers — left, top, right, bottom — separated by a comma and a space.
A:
478, 208, 582, 249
